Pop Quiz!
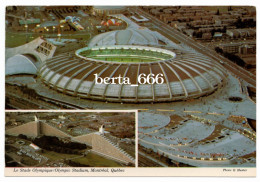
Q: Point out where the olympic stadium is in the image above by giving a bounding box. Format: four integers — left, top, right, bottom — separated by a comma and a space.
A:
39, 43, 226, 103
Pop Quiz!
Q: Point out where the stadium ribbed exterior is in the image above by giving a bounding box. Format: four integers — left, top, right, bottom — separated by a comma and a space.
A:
40, 45, 227, 103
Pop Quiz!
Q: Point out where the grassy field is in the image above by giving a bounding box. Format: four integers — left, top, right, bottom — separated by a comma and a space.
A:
71, 152, 122, 167
20, 155, 39, 166
6, 32, 38, 48
6, 31, 92, 48
40, 150, 79, 161
92, 57, 161, 63
40, 150, 122, 167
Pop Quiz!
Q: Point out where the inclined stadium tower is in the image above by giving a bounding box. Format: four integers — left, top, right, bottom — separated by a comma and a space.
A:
40, 43, 227, 103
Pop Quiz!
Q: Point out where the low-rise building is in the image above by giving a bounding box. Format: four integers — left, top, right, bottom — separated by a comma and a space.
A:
226, 29, 256, 38
29, 143, 41, 151
202, 32, 212, 40
184, 29, 195, 37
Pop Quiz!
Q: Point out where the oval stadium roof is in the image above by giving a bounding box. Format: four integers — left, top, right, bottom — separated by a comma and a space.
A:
40, 45, 227, 103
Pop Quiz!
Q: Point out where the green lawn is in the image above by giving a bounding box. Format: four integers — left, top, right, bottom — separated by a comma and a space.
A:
40, 150, 122, 167
6, 32, 38, 48
20, 155, 39, 166
40, 150, 80, 161
6, 31, 92, 48
92, 57, 162, 63
71, 152, 122, 167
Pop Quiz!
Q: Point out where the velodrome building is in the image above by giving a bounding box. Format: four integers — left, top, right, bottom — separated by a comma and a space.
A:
93, 6, 127, 15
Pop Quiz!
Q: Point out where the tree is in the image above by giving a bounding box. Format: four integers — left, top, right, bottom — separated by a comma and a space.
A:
166, 157, 173, 165
215, 47, 223, 54
223, 26, 227, 33
18, 134, 28, 140
216, 9, 220, 15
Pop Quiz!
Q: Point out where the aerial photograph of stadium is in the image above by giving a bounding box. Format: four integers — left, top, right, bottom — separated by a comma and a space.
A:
5, 6, 256, 168
5, 111, 136, 167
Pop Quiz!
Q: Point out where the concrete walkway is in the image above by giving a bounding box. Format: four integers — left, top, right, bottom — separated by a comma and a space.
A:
138, 151, 168, 167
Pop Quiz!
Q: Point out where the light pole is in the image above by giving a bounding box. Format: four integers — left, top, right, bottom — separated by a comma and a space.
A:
36, 24, 40, 36
25, 24, 28, 43
60, 25, 64, 33
59, 25, 64, 42
57, 33, 61, 42
53, 26, 56, 34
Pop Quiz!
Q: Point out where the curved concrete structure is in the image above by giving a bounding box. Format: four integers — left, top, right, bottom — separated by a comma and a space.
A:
89, 28, 160, 47
6, 37, 56, 62
6, 55, 38, 75
40, 45, 227, 103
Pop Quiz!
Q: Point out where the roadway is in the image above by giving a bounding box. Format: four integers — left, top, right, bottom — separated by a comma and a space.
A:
129, 7, 256, 87
138, 151, 168, 167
